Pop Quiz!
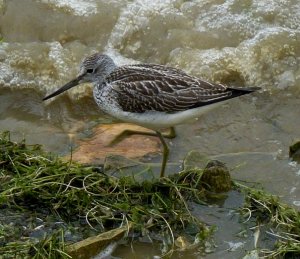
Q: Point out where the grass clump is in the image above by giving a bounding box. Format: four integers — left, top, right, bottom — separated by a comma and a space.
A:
0, 229, 70, 259
0, 131, 212, 258
237, 182, 300, 258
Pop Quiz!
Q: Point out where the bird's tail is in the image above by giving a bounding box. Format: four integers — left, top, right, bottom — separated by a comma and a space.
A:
190, 86, 260, 109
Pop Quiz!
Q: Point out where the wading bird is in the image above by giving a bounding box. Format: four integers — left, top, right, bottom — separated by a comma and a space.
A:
43, 53, 259, 177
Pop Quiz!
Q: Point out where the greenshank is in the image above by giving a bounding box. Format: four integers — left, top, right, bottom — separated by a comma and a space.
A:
43, 53, 260, 177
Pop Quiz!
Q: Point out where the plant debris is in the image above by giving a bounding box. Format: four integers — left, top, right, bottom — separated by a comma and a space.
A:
2, 131, 299, 258
0, 131, 213, 258
237, 182, 300, 258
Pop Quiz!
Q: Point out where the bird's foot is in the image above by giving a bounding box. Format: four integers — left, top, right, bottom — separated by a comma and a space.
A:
107, 127, 176, 147
107, 129, 153, 147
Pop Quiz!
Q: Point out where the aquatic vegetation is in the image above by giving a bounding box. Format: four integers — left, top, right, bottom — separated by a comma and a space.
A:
2, 131, 300, 258
0, 131, 213, 258
237, 182, 300, 258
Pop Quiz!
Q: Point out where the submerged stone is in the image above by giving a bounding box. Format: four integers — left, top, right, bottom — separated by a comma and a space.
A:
66, 123, 159, 164
289, 140, 300, 163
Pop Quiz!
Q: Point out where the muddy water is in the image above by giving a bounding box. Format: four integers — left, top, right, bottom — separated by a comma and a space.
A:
1, 0, 300, 258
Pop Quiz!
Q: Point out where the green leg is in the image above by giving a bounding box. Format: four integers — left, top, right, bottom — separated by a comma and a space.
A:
108, 129, 158, 147
155, 131, 169, 178
107, 127, 172, 177
108, 127, 176, 147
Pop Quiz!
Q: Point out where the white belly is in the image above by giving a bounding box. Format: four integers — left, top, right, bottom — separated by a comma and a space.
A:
102, 101, 224, 130
93, 85, 225, 130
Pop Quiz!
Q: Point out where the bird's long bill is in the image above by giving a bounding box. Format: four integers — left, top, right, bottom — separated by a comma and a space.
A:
43, 75, 83, 101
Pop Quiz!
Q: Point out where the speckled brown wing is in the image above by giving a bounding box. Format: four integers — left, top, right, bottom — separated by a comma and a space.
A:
105, 64, 231, 113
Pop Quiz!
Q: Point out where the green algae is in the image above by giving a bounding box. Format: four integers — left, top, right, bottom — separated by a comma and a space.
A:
0, 131, 213, 258
2, 131, 299, 258
237, 182, 300, 258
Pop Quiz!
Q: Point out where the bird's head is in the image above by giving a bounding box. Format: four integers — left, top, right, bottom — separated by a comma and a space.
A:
43, 53, 116, 101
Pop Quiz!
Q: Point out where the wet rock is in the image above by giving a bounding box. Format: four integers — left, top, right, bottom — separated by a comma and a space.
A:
66, 224, 131, 259
66, 123, 160, 164
201, 160, 232, 193
289, 140, 300, 163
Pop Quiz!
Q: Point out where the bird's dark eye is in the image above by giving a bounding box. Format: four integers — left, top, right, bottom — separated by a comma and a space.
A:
86, 69, 94, 73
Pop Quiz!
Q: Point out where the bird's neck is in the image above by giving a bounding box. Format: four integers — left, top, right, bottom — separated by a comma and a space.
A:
96, 66, 116, 85
101, 56, 117, 75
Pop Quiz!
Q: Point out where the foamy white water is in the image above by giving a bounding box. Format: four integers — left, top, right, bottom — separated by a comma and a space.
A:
0, 0, 299, 98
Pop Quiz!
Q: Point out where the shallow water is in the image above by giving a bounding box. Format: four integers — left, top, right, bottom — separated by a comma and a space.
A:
1, 0, 300, 257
